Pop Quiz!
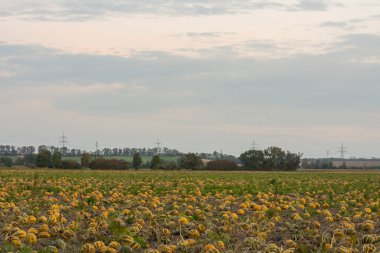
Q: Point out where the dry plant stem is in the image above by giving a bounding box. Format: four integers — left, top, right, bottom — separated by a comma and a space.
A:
179, 223, 184, 241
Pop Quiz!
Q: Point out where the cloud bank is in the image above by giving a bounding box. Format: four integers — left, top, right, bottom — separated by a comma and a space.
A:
0, 0, 334, 21
0, 33, 379, 156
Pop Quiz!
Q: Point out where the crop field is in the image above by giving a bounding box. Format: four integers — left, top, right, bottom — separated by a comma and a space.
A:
0, 170, 379, 253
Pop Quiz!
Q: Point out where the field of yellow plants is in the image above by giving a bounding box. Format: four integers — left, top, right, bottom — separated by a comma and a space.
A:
0, 169, 379, 253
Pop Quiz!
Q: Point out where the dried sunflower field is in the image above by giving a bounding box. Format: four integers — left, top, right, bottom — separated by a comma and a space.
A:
0, 170, 379, 253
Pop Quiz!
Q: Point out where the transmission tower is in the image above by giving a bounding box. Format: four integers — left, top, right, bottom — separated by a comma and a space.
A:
337, 144, 347, 159
326, 150, 330, 158
251, 140, 257, 150
95, 141, 99, 158
59, 132, 68, 154
155, 139, 162, 155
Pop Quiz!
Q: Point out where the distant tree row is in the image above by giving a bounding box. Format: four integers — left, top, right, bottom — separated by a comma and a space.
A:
1, 145, 302, 171
0, 145, 35, 156
195, 152, 239, 163
301, 159, 337, 169
99, 147, 182, 157
0, 144, 238, 162
0, 154, 36, 168
301, 159, 380, 170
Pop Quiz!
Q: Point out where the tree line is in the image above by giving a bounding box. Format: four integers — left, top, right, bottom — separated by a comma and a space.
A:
0, 144, 236, 162
0, 145, 35, 155
0, 146, 302, 171
0, 145, 183, 157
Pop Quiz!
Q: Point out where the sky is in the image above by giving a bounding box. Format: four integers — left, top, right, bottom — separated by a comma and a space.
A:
0, 0, 379, 158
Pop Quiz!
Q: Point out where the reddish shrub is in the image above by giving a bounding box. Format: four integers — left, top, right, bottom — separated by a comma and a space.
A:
89, 158, 129, 170
206, 160, 239, 171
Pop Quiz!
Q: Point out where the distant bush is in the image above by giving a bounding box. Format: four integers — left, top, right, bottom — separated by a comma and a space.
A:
24, 154, 37, 167
12, 154, 37, 167
206, 160, 239, 171
89, 158, 129, 170
159, 161, 179, 170
0, 157, 13, 167
14, 156, 25, 166
62, 160, 81, 170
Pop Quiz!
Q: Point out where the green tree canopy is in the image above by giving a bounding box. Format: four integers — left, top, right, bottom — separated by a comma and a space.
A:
240, 147, 302, 171
178, 153, 203, 170
52, 150, 62, 168
150, 155, 161, 169
81, 152, 91, 168
36, 149, 52, 168
132, 153, 143, 169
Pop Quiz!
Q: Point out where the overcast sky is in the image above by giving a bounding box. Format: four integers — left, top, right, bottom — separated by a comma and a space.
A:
0, 0, 379, 157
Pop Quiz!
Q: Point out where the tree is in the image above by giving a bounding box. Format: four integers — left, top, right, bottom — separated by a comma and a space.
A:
81, 152, 91, 168
284, 151, 302, 171
52, 151, 62, 168
132, 153, 143, 169
240, 147, 301, 171
178, 153, 203, 170
239, 150, 265, 170
150, 155, 161, 169
263, 146, 286, 171
36, 149, 52, 168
